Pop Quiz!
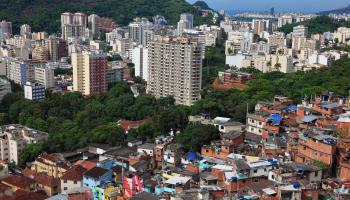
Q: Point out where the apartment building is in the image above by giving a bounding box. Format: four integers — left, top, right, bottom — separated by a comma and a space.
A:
31, 153, 69, 178
61, 12, 87, 41
0, 124, 48, 164
72, 50, 108, 95
24, 82, 45, 100
147, 36, 202, 106
7, 58, 53, 88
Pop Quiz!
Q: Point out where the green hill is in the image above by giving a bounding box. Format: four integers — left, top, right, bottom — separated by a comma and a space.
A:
193, 1, 211, 10
278, 16, 350, 35
318, 4, 350, 15
0, 0, 212, 34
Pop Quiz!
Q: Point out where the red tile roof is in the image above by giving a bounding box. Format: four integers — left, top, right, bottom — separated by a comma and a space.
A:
22, 169, 60, 187
2, 175, 35, 189
61, 165, 87, 181
84, 167, 110, 179
74, 160, 97, 170
118, 119, 147, 132
34, 173, 60, 187
13, 190, 47, 200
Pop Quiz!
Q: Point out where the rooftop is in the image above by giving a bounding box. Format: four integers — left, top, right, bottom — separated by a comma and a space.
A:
83, 167, 110, 179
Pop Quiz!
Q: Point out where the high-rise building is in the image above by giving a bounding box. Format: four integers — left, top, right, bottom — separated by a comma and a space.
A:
147, 36, 202, 105
132, 45, 148, 81
0, 21, 12, 35
128, 18, 153, 45
180, 13, 194, 29
177, 13, 194, 36
88, 14, 100, 39
277, 16, 294, 28
34, 65, 55, 89
20, 24, 31, 36
45, 35, 68, 61
61, 12, 87, 40
24, 82, 46, 100
252, 19, 272, 34
270, 7, 275, 16
292, 25, 308, 50
72, 50, 108, 95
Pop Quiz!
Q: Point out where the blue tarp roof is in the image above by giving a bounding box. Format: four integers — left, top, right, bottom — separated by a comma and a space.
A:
186, 152, 197, 161
288, 105, 297, 112
270, 113, 281, 125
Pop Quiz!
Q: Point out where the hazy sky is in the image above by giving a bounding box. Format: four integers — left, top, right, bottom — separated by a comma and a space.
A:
187, 0, 349, 13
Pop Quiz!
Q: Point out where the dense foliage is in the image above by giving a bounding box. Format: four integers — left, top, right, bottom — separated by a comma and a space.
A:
278, 16, 350, 35
175, 124, 220, 152
0, 0, 213, 34
1, 82, 188, 153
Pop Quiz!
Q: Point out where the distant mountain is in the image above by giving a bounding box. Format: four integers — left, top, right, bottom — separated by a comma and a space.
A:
0, 0, 212, 34
318, 4, 350, 15
193, 1, 212, 10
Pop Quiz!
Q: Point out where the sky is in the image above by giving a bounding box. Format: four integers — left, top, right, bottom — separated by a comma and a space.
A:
186, 0, 349, 13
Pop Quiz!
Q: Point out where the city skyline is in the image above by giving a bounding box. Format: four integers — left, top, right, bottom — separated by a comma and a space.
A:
187, 0, 349, 13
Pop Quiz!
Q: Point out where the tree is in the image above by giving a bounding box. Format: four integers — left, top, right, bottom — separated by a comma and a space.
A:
155, 107, 188, 133
0, 113, 9, 125
19, 143, 43, 167
90, 122, 126, 146
175, 124, 220, 152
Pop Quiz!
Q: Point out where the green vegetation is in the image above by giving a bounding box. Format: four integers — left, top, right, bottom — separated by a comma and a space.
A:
278, 16, 350, 35
0, 0, 213, 34
2, 82, 190, 154
19, 143, 43, 167
202, 30, 228, 87
175, 124, 220, 152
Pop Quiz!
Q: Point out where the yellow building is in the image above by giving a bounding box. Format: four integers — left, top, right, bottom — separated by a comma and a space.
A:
31, 153, 69, 178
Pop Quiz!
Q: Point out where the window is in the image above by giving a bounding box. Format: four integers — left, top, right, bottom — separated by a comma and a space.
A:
271, 175, 275, 180
64, 187, 67, 190
303, 146, 306, 150
74, 181, 77, 184
64, 180, 67, 183
315, 171, 318, 177
253, 169, 257, 173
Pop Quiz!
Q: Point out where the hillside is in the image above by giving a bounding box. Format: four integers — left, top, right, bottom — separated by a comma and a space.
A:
0, 0, 212, 34
193, 1, 211, 10
278, 16, 350, 35
319, 4, 350, 15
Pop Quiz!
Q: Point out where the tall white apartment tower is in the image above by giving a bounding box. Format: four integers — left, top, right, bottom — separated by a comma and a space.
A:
147, 36, 202, 106
61, 12, 87, 40
88, 14, 100, 39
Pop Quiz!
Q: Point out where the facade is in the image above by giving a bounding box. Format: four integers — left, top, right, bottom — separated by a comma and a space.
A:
61, 12, 87, 40
147, 36, 202, 105
292, 25, 308, 51
45, 35, 68, 62
61, 165, 87, 192
0, 78, 11, 101
34, 65, 55, 89
252, 19, 272, 34
132, 45, 148, 81
32, 46, 50, 60
31, 153, 68, 178
72, 50, 108, 95
24, 82, 45, 100
0, 20, 12, 35
0, 124, 48, 164
88, 14, 100, 39
20, 24, 31, 36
